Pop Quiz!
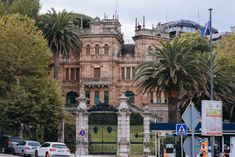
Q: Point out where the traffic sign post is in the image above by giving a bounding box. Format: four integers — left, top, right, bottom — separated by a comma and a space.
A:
176, 124, 187, 157
79, 128, 86, 157
182, 102, 200, 157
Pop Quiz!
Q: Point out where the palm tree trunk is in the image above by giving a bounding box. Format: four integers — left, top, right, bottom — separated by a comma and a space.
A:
168, 91, 178, 122
53, 53, 59, 80
53, 52, 64, 142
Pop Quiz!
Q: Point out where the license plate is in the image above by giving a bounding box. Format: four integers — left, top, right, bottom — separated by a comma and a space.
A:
58, 150, 64, 152
32, 146, 37, 149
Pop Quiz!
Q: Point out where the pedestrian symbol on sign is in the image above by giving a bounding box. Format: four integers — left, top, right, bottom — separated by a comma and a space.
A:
176, 124, 188, 136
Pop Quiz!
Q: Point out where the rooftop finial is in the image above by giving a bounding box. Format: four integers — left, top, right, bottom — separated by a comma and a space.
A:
115, 0, 118, 19
143, 15, 145, 29
135, 18, 137, 30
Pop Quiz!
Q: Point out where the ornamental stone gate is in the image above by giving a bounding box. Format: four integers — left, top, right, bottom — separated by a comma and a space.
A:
65, 88, 152, 156
88, 103, 118, 155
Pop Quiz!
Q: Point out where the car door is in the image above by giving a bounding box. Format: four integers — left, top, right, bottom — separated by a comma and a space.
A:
38, 143, 50, 156
15, 141, 26, 154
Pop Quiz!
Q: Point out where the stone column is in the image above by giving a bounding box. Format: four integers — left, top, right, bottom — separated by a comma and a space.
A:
75, 87, 89, 156
117, 92, 130, 157
143, 106, 151, 156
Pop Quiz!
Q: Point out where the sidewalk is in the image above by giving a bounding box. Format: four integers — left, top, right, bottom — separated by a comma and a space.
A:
71, 154, 116, 157
71, 154, 156, 157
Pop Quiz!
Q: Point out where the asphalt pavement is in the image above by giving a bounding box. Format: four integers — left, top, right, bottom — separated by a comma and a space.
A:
0, 153, 18, 157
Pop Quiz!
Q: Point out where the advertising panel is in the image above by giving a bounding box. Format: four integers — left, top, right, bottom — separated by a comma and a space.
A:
201, 100, 222, 136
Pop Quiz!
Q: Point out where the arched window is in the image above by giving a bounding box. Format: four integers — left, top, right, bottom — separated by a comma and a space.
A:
148, 45, 152, 51
95, 44, 99, 54
125, 91, 135, 104
86, 44, 90, 54
66, 91, 78, 105
104, 44, 109, 54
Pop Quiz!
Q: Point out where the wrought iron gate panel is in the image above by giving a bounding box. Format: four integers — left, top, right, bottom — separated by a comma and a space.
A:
130, 113, 144, 155
88, 103, 117, 155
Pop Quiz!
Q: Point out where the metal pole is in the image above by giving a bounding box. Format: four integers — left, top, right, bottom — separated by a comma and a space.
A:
209, 8, 215, 157
79, 136, 82, 157
209, 9, 213, 100
191, 103, 195, 157
181, 135, 183, 157
158, 136, 161, 157
155, 118, 157, 157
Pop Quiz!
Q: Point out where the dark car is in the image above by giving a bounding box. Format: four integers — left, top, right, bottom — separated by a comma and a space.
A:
0, 135, 22, 154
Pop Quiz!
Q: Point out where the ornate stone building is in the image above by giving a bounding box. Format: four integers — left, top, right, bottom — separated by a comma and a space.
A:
58, 16, 215, 122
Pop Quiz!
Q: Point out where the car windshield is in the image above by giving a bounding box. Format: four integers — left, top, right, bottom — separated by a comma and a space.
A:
28, 142, 40, 146
10, 137, 21, 142
52, 144, 67, 148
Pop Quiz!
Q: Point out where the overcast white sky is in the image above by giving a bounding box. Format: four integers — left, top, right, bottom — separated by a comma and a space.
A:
40, 0, 235, 43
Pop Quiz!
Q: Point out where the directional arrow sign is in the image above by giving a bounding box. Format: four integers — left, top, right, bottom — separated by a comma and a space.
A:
79, 129, 86, 136
176, 124, 188, 136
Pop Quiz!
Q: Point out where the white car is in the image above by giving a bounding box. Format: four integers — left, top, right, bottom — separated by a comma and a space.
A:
35, 142, 70, 157
13, 140, 40, 156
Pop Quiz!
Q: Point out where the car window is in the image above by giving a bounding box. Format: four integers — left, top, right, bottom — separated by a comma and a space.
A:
19, 141, 26, 145
52, 144, 67, 148
10, 137, 22, 143
28, 142, 40, 146
41, 143, 50, 147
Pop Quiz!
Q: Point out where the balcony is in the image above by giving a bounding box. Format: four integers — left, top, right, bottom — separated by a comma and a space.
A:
81, 77, 112, 87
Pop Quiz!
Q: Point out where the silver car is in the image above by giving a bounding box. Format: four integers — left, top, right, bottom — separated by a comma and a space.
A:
13, 140, 41, 157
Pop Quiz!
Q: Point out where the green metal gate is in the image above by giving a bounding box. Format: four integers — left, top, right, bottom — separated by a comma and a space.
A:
130, 113, 144, 155
88, 103, 117, 155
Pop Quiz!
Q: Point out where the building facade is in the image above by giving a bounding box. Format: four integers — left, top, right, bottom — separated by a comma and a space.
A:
58, 16, 219, 122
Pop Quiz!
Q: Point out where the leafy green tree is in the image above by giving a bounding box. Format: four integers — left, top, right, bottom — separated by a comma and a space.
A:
0, 0, 40, 18
213, 32, 235, 121
178, 32, 235, 121
71, 13, 92, 28
133, 39, 208, 122
178, 31, 210, 53
0, 14, 62, 131
38, 8, 81, 80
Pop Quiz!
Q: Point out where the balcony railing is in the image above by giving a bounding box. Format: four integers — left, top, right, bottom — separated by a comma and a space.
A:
81, 77, 112, 87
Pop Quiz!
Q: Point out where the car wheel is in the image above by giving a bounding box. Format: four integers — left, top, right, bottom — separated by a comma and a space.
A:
45, 152, 49, 157
2, 147, 5, 153
12, 148, 16, 155
35, 151, 39, 157
21, 150, 24, 157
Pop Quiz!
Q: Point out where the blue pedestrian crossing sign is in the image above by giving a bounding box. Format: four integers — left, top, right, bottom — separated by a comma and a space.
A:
176, 124, 188, 136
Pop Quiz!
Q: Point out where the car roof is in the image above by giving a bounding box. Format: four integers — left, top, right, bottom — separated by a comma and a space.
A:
44, 142, 66, 145
24, 140, 40, 143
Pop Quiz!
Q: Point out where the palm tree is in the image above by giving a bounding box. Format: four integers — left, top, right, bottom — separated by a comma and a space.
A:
38, 8, 81, 142
38, 8, 81, 80
133, 39, 208, 122
178, 53, 235, 120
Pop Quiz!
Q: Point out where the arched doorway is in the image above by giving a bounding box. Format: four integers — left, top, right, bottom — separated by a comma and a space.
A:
125, 91, 135, 104
66, 91, 78, 107
88, 103, 118, 155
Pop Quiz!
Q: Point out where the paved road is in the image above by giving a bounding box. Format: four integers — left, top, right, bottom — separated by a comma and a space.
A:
0, 153, 18, 157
